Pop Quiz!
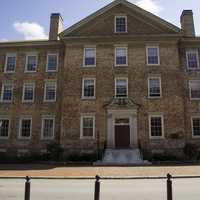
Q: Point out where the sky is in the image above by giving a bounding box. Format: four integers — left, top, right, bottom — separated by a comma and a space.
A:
0, 0, 200, 41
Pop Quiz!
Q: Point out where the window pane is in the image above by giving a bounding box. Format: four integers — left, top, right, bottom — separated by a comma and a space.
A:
83, 117, 93, 137
0, 119, 9, 137
48, 55, 58, 71
149, 78, 160, 97
24, 84, 34, 101
43, 119, 54, 138
148, 48, 159, 64
85, 48, 95, 66
116, 48, 127, 65
2, 84, 12, 101
45, 82, 56, 101
187, 51, 199, 69
6, 56, 16, 71
193, 118, 200, 136
116, 79, 127, 97
84, 79, 95, 97
116, 17, 126, 32
27, 56, 37, 71
21, 119, 31, 138
151, 117, 162, 137
190, 81, 200, 99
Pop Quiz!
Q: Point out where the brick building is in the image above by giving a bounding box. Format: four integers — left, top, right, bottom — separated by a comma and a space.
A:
0, 0, 200, 163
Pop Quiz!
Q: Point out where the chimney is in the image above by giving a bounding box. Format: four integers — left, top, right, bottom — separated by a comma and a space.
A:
180, 10, 195, 37
49, 13, 64, 40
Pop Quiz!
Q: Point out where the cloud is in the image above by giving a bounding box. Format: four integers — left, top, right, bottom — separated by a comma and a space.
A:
134, 0, 163, 15
13, 22, 48, 40
0, 38, 8, 42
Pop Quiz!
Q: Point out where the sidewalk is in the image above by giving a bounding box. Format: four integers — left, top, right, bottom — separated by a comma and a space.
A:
0, 164, 200, 178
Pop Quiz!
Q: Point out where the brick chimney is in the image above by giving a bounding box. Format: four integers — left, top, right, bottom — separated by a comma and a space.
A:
49, 13, 64, 40
181, 10, 195, 37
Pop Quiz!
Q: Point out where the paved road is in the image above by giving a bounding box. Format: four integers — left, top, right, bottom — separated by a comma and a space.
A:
0, 178, 200, 200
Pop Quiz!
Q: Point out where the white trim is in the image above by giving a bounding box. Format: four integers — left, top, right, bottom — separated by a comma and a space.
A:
18, 116, 32, 140
82, 78, 96, 99
44, 80, 57, 102
0, 82, 13, 103
22, 82, 35, 103
114, 46, 128, 67
4, 53, 16, 73
0, 116, 10, 139
191, 116, 200, 138
149, 114, 164, 139
80, 115, 95, 139
114, 15, 127, 33
46, 53, 59, 72
83, 46, 96, 67
186, 49, 200, 70
115, 77, 128, 98
41, 115, 55, 140
25, 53, 38, 73
146, 45, 160, 66
148, 76, 162, 99
189, 80, 200, 100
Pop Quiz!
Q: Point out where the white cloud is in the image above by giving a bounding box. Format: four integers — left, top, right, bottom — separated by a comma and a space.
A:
13, 21, 48, 40
0, 38, 8, 42
134, 0, 163, 15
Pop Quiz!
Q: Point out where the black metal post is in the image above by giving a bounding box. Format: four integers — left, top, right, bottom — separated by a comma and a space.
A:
167, 173, 172, 200
94, 175, 100, 200
24, 176, 31, 200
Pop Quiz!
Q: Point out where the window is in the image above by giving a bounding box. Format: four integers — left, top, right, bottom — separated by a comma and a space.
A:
189, 80, 200, 100
4, 54, 16, 73
186, 50, 199, 70
191, 117, 200, 137
149, 115, 164, 138
80, 115, 95, 139
115, 16, 127, 33
44, 80, 57, 102
22, 82, 35, 103
84, 47, 96, 67
1, 83, 13, 103
148, 77, 161, 98
47, 54, 58, 72
115, 47, 128, 66
41, 116, 55, 139
0, 118, 10, 138
25, 54, 37, 72
82, 78, 95, 99
115, 78, 128, 97
19, 118, 32, 139
146, 46, 160, 65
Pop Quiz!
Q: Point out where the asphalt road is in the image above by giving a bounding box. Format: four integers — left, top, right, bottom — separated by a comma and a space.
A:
0, 178, 200, 200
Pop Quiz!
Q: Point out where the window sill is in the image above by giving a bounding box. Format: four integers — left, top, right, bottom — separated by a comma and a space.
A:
41, 137, 54, 141
22, 101, 34, 104
24, 71, 37, 73
80, 137, 95, 140
150, 137, 164, 140
148, 96, 161, 99
192, 136, 200, 139
0, 137, 9, 140
114, 64, 128, 67
18, 137, 31, 140
46, 70, 58, 73
3, 71, 15, 74
81, 97, 96, 100
43, 100, 56, 103
0, 101, 12, 104
81, 65, 96, 68
190, 98, 200, 101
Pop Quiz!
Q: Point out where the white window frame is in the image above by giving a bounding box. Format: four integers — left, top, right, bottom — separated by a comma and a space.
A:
44, 80, 57, 102
22, 82, 35, 103
191, 116, 200, 138
4, 53, 16, 73
82, 78, 96, 99
19, 117, 32, 140
0, 82, 13, 103
114, 15, 127, 33
115, 46, 128, 67
186, 50, 200, 70
83, 46, 96, 67
80, 115, 95, 139
25, 53, 38, 73
115, 77, 128, 98
46, 53, 59, 72
41, 115, 55, 140
189, 80, 200, 100
146, 46, 160, 66
0, 117, 10, 139
149, 114, 164, 139
148, 76, 162, 99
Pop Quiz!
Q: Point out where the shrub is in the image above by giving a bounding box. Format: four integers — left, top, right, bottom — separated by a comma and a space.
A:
46, 142, 64, 161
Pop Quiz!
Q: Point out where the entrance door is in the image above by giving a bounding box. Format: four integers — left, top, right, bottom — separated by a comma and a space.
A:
115, 118, 130, 149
